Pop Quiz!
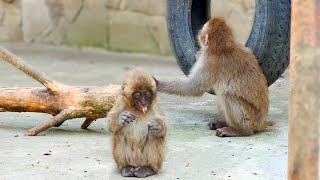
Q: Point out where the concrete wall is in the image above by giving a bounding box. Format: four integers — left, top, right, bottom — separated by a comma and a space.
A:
0, 0, 23, 41
0, 0, 254, 55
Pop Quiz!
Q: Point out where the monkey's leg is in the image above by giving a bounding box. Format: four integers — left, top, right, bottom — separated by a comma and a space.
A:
113, 137, 128, 174
216, 96, 254, 137
121, 166, 135, 177
134, 166, 156, 178
208, 101, 228, 130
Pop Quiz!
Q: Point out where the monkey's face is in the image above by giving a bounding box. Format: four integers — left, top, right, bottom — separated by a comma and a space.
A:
132, 89, 153, 114
122, 68, 157, 113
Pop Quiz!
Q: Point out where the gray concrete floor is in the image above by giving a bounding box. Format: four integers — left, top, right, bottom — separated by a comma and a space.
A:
0, 43, 288, 180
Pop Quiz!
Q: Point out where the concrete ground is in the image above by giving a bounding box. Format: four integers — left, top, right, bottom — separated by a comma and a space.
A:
0, 43, 288, 180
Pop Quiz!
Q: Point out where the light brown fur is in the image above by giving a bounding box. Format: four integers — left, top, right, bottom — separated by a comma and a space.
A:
107, 68, 166, 177
157, 17, 270, 137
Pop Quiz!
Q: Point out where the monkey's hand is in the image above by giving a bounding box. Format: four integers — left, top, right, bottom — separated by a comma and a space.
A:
118, 111, 135, 126
147, 122, 161, 133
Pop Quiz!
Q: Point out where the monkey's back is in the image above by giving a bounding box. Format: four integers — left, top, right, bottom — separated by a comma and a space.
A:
213, 46, 269, 117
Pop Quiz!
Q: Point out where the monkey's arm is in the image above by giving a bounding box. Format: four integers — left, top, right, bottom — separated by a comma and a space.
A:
107, 115, 123, 134
107, 98, 125, 133
157, 79, 203, 96
157, 62, 212, 97
108, 110, 135, 133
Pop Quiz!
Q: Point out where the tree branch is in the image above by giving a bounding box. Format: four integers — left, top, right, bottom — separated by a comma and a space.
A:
81, 118, 97, 129
26, 109, 86, 136
0, 47, 61, 92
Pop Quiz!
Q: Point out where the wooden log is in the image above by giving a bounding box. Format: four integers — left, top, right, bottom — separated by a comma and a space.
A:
0, 47, 121, 136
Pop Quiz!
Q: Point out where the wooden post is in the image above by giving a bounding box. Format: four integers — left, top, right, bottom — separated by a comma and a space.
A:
289, 0, 320, 179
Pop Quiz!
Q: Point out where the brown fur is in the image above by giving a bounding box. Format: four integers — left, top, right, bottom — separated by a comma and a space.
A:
157, 17, 270, 137
107, 68, 166, 175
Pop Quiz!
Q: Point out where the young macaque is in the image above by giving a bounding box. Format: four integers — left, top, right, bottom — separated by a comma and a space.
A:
107, 68, 166, 178
155, 17, 271, 137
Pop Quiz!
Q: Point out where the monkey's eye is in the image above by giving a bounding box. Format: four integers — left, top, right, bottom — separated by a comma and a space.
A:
145, 91, 152, 98
133, 92, 141, 98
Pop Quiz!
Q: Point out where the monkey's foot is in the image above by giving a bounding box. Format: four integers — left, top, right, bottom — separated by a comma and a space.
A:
121, 166, 135, 177
216, 127, 240, 137
208, 121, 228, 130
134, 166, 156, 178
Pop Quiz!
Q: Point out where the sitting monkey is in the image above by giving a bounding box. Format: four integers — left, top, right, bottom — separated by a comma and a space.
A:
107, 68, 166, 178
156, 18, 272, 137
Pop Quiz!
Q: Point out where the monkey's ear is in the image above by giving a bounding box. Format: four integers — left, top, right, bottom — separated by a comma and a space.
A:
204, 34, 209, 46
153, 76, 159, 88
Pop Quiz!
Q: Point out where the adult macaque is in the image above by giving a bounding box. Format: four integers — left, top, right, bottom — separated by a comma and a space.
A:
156, 18, 271, 137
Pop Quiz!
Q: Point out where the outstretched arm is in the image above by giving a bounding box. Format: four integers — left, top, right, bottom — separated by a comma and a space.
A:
156, 60, 212, 97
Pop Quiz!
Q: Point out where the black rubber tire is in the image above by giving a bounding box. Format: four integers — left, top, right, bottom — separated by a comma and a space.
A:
167, 0, 291, 86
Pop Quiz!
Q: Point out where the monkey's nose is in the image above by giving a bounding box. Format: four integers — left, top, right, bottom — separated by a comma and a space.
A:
140, 98, 148, 106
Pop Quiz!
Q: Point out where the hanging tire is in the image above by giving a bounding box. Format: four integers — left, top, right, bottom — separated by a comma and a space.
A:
167, 0, 291, 86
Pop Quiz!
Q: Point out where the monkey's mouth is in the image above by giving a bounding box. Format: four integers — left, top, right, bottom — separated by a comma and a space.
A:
134, 101, 150, 114
135, 105, 148, 114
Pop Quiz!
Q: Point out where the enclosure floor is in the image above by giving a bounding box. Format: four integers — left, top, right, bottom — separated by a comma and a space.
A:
0, 43, 288, 180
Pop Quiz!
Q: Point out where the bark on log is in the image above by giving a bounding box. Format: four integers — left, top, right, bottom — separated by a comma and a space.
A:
0, 48, 121, 136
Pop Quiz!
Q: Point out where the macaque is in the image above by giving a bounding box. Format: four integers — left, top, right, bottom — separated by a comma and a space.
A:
156, 17, 271, 137
107, 68, 166, 178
